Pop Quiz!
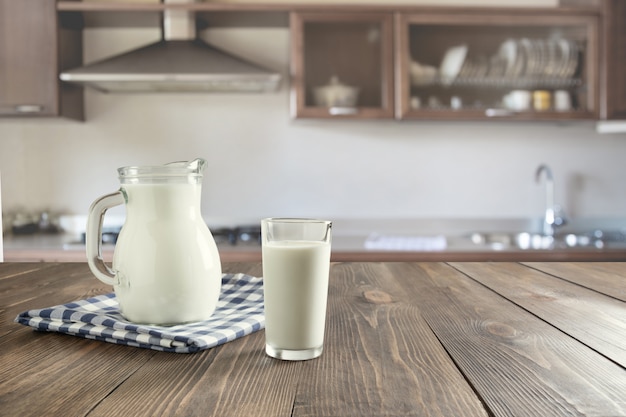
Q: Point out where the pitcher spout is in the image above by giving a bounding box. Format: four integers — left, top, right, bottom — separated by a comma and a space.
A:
165, 158, 207, 174
188, 158, 207, 173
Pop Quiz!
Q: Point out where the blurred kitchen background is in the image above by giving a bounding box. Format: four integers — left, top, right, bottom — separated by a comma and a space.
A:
1, 0, 625, 261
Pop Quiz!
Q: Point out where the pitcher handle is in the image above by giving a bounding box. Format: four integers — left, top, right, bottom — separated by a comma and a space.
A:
86, 191, 125, 286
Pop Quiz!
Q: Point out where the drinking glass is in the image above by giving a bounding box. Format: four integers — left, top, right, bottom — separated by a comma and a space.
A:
261, 218, 332, 360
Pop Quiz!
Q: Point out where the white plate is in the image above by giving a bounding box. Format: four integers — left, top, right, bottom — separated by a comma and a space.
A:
519, 38, 535, 77
499, 39, 518, 77
565, 39, 578, 78
556, 38, 570, 78
439, 44, 468, 85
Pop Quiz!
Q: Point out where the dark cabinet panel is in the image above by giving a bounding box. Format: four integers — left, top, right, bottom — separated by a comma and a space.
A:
601, 0, 626, 119
0, 0, 82, 119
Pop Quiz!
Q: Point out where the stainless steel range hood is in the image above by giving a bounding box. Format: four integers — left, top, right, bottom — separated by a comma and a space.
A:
59, 1, 281, 93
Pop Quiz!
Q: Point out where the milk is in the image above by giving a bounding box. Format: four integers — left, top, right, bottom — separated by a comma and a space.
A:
112, 182, 221, 324
262, 240, 331, 350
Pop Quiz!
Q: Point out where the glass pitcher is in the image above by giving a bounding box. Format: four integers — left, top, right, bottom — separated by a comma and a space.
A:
86, 158, 222, 325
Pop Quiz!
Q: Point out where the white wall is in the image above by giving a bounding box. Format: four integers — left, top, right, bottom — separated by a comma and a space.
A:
1, 23, 625, 229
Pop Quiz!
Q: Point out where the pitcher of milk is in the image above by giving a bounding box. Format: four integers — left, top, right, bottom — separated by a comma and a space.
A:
86, 158, 222, 325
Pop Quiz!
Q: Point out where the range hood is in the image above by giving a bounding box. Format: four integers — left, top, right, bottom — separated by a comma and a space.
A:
59, 1, 281, 93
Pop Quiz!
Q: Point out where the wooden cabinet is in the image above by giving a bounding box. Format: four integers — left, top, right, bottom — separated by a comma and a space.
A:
290, 12, 394, 119
601, 0, 626, 119
0, 0, 83, 119
395, 10, 599, 121
2, 2, 617, 123
289, 7, 602, 122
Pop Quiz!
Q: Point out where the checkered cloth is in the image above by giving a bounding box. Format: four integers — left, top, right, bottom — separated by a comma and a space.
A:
15, 273, 264, 353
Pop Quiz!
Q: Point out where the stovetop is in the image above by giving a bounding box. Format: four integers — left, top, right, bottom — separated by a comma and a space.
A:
79, 225, 262, 247
210, 225, 261, 246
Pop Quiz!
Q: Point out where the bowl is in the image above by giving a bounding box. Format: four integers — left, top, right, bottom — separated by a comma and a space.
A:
410, 61, 438, 86
313, 76, 359, 107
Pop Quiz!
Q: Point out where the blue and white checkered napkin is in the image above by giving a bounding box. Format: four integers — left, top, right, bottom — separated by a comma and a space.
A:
15, 273, 264, 353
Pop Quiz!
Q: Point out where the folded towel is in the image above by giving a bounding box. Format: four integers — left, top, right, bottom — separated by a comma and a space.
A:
15, 273, 264, 353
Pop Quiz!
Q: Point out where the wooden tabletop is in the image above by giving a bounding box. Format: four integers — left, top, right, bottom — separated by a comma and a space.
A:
1, 262, 625, 417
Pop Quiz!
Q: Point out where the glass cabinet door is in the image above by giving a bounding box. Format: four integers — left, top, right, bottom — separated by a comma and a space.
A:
396, 12, 599, 120
290, 12, 394, 119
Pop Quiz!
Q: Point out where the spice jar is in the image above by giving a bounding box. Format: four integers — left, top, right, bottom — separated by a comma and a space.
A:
533, 90, 551, 111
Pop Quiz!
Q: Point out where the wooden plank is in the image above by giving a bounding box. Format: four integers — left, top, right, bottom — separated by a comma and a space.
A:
0, 332, 156, 417
3, 262, 625, 416
0, 263, 110, 338
523, 262, 626, 302
88, 333, 301, 417
451, 262, 626, 367
1, 263, 267, 417
0, 263, 156, 416
222, 262, 263, 278
292, 262, 488, 417
330, 249, 626, 262
72, 262, 291, 417
386, 262, 626, 417
0, 262, 53, 281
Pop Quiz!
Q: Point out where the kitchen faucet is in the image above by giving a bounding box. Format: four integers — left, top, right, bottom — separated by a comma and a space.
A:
535, 164, 567, 236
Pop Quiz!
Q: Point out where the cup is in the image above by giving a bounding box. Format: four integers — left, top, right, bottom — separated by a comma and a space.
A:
261, 218, 332, 361
554, 90, 572, 111
503, 90, 531, 111
533, 90, 551, 111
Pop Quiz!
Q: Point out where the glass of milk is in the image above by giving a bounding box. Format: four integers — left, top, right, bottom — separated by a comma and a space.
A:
261, 218, 332, 361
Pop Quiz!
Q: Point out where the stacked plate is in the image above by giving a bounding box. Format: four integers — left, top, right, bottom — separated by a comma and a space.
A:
499, 37, 580, 79
458, 37, 580, 81
410, 37, 581, 88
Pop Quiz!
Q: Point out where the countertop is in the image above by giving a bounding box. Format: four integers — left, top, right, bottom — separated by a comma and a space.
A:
1, 262, 625, 416
4, 228, 626, 262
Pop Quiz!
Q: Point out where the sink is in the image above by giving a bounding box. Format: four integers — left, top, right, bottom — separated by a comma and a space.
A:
468, 230, 626, 251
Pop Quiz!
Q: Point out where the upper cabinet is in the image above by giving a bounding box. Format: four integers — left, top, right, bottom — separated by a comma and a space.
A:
601, 0, 626, 119
396, 10, 599, 120
290, 12, 394, 119
290, 6, 602, 121
0, 0, 82, 119
1, 2, 619, 124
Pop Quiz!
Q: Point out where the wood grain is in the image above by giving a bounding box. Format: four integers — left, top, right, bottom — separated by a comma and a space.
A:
451, 262, 626, 367
1, 262, 625, 417
523, 262, 626, 301
293, 262, 488, 417
386, 262, 626, 417
0, 335, 156, 416
0, 263, 106, 338
87, 336, 304, 417
602, 0, 626, 119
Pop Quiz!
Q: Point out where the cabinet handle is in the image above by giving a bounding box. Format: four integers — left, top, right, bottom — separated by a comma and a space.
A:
15, 104, 44, 113
328, 107, 358, 116
485, 108, 514, 117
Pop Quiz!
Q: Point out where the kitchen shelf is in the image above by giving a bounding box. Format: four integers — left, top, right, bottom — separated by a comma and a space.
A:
428, 77, 583, 89
396, 12, 599, 120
